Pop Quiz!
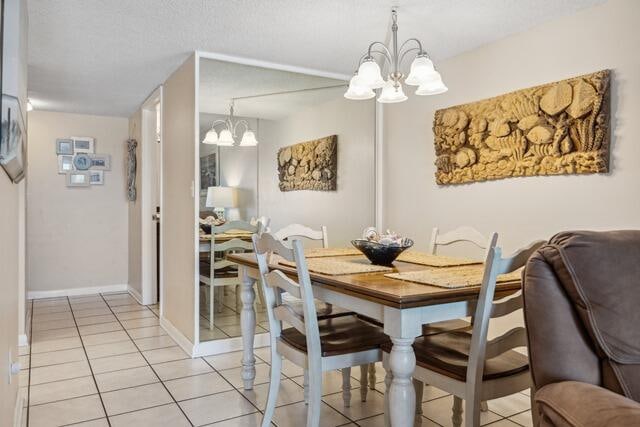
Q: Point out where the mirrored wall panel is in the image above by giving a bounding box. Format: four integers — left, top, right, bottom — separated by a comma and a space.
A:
197, 58, 376, 343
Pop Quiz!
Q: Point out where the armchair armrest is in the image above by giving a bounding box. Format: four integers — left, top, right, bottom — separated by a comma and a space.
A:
536, 381, 640, 426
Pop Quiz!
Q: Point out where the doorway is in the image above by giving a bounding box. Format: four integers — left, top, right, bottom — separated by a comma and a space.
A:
141, 87, 162, 307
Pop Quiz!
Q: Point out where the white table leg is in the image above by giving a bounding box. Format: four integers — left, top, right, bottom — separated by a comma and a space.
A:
239, 266, 257, 390
384, 307, 421, 427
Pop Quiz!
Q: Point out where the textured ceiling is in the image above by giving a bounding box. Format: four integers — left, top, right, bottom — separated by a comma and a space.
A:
28, 0, 605, 117
199, 59, 345, 120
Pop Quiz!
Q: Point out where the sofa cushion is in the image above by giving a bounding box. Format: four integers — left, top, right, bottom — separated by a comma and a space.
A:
541, 230, 640, 400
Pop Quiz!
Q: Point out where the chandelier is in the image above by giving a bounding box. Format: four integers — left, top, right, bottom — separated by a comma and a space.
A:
202, 101, 258, 146
345, 8, 447, 103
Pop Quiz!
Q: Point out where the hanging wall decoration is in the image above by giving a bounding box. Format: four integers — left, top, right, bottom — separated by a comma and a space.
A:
54, 136, 112, 188
277, 135, 337, 192
126, 138, 137, 201
433, 70, 611, 185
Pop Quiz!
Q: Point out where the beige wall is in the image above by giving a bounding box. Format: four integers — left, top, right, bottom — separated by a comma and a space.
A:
259, 97, 376, 246
26, 111, 129, 293
128, 110, 143, 298
0, 174, 20, 426
162, 55, 197, 343
383, 0, 640, 255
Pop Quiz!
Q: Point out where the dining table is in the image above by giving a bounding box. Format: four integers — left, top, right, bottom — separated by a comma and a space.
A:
226, 250, 521, 427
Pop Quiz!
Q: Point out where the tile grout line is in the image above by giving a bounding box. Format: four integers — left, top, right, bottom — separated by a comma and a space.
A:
97, 292, 195, 427
59, 296, 112, 427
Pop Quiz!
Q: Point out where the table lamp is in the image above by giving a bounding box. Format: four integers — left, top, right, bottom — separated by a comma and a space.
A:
205, 186, 238, 222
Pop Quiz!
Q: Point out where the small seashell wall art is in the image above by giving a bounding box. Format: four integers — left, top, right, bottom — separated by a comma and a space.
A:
277, 135, 337, 191
433, 70, 611, 185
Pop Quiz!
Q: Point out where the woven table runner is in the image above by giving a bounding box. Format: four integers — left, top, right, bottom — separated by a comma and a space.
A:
304, 247, 362, 258
385, 265, 522, 289
279, 257, 392, 275
397, 251, 481, 267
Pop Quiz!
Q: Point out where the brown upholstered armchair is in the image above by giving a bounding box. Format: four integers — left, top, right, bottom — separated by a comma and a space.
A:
522, 230, 640, 426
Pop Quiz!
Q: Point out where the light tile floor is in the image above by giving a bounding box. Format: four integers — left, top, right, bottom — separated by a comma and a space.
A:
21, 292, 533, 426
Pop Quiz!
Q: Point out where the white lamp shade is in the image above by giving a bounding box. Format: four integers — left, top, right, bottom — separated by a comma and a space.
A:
239, 130, 258, 146
217, 129, 235, 146
415, 79, 448, 96
205, 186, 238, 208
357, 59, 385, 89
344, 75, 375, 100
405, 56, 438, 86
377, 80, 408, 103
202, 129, 218, 144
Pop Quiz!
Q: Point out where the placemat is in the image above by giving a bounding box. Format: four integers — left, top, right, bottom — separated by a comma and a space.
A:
385, 265, 522, 289
304, 247, 362, 258
279, 257, 392, 276
397, 251, 481, 267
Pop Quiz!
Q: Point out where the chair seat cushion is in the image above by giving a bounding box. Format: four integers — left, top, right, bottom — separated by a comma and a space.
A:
382, 330, 528, 382
422, 319, 472, 336
280, 315, 389, 357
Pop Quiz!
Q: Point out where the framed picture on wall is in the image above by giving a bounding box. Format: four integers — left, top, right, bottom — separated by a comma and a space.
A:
89, 170, 104, 185
72, 136, 94, 153
66, 171, 90, 187
56, 138, 74, 155
89, 153, 111, 170
0, 94, 26, 183
57, 155, 73, 174
200, 149, 219, 194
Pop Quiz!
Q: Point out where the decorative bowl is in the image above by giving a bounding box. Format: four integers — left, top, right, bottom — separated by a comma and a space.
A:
351, 238, 414, 266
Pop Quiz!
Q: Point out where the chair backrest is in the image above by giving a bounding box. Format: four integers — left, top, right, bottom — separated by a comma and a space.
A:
251, 216, 271, 231
252, 233, 321, 361
211, 220, 264, 270
466, 235, 545, 393
429, 226, 494, 259
274, 223, 329, 248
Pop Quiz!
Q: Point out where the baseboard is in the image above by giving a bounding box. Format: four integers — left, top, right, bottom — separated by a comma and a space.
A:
27, 284, 128, 300
160, 316, 196, 357
18, 334, 28, 347
13, 387, 27, 427
193, 332, 270, 357
127, 285, 144, 305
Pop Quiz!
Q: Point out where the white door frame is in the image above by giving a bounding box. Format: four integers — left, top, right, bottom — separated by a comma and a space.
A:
192, 50, 384, 356
140, 86, 163, 308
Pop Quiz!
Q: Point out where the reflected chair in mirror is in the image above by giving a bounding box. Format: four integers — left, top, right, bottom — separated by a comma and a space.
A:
253, 233, 388, 427
199, 219, 266, 330
383, 235, 545, 427
273, 223, 377, 402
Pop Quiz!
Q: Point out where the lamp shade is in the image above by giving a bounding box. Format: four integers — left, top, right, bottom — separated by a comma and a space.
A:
202, 129, 218, 144
415, 79, 448, 96
344, 75, 375, 100
357, 59, 385, 89
405, 56, 438, 86
239, 130, 258, 146
206, 186, 238, 208
217, 129, 235, 146
377, 80, 407, 103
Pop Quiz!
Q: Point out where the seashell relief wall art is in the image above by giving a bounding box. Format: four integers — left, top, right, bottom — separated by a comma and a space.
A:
277, 135, 337, 191
433, 70, 611, 185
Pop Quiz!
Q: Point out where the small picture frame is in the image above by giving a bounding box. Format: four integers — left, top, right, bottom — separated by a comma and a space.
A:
89, 170, 104, 185
57, 155, 74, 174
89, 154, 111, 170
56, 138, 74, 155
66, 171, 90, 187
72, 137, 95, 153
73, 153, 92, 170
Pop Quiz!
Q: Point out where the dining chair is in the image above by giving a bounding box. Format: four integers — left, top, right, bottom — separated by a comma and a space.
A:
383, 235, 545, 427
273, 223, 377, 402
253, 233, 388, 427
199, 219, 265, 330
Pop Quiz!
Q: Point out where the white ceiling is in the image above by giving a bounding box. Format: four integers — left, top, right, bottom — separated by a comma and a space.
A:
199, 58, 345, 120
28, 0, 605, 117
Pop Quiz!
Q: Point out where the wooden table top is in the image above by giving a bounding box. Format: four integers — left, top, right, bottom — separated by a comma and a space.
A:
199, 232, 253, 243
227, 252, 521, 309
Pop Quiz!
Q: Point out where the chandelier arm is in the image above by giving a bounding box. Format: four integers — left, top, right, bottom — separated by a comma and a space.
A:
210, 119, 228, 129
398, 38, 425, 56
233, 120, 250, 137
366, 41, 393, 64
398, 47, 422, 68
